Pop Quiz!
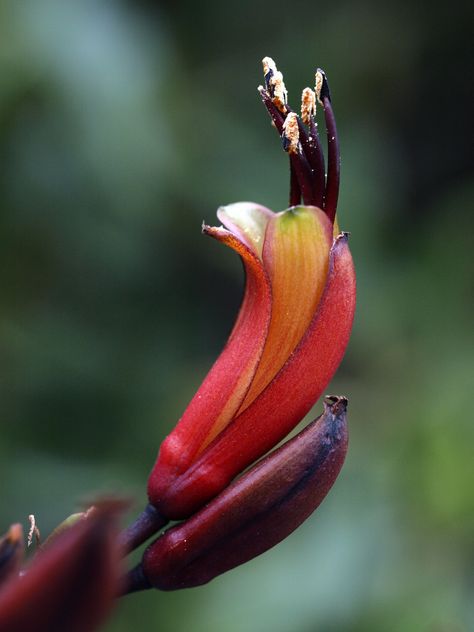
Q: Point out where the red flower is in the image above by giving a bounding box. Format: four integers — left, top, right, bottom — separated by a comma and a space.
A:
147, 59, 356, 521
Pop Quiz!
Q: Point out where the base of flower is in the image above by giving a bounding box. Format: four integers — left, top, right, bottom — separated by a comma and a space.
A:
118, 504, 168, 555
121, 563, 152, 595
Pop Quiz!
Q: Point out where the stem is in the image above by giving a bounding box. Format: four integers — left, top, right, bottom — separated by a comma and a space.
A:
121, 563, 152, 595
118, 504, 168, 555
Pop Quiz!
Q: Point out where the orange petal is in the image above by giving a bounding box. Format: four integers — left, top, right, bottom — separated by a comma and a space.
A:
240, 206, 332, 409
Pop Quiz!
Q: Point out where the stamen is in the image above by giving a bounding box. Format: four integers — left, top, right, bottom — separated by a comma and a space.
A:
315, 70, 324, 105
271, 71, 288, 113
262, 56, 277, 89
317, 69, 340, 223
281, 112, 313, 204
282, 112, 299, 154
27, 514, 41, 548
259, 58, 340, 217
261, 56, 287, 113
301, 88, 316, 125
258, 85, 285, 134
289, 161, 301, 207
299, 88, 325, 208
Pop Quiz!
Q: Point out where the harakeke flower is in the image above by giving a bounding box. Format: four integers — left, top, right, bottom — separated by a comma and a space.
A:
145, 58, 356, 523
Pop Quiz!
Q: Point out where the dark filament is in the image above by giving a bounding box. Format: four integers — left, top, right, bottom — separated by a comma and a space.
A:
317, 69, 340, 223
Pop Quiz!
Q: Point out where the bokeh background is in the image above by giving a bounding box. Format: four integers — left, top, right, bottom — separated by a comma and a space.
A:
1, 0, 473, 630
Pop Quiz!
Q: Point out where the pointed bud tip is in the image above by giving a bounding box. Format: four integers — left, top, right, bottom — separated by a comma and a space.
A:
202, 222, 220, 237
324, 394, 348, 416
335, 231, 350, 245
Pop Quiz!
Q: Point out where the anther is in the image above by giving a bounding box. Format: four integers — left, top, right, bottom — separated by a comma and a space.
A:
301, 88, 316, 125
316, 69, 331, 102
262, 56, 277, 90
27, 514, 41, 548
282, 112, 300, 154
262, 56, 287, 113
315, 70, 324, 105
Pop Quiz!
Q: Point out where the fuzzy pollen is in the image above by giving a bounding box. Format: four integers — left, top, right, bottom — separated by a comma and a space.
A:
262, 56, 287, 113
301, 87, 316, 125
282, 112, 300, 154
262, 56, 277, 84
315, 69, 324, 106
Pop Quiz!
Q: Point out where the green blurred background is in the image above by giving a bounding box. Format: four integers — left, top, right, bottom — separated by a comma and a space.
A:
1, 0, 473, 630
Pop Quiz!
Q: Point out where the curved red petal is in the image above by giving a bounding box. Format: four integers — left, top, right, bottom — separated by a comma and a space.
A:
148, 226, 272, 506
156, 234, 355, 518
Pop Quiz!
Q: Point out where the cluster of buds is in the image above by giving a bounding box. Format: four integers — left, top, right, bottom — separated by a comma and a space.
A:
0, 56, 355, 629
